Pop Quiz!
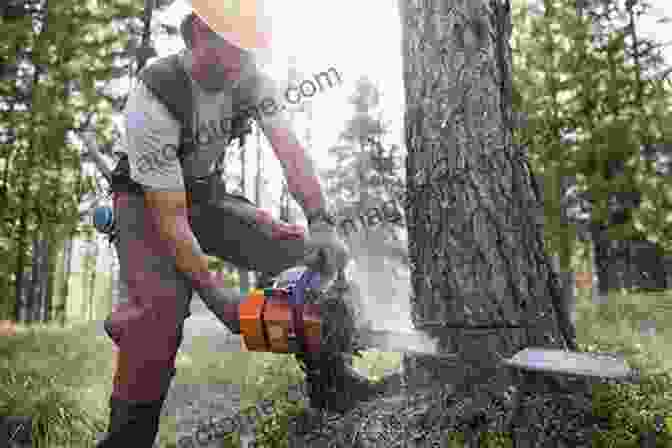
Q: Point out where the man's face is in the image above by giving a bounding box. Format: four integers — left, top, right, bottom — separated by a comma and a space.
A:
190, 15, 254, 87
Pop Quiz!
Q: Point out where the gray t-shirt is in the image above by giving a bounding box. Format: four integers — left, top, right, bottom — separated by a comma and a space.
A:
122, 50, 282, 192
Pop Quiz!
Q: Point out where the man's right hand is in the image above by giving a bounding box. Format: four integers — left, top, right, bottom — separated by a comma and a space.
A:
145, 190, 245, 333
144, 190, 212, 281
303, 221, 350, 290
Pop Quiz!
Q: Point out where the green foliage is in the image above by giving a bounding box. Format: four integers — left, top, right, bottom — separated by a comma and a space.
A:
324, 76, 405, 214
574, 289, 672, 446
511, 0, 672, 270
443, 431, 514, 448
591, 367, 672, 447
0, 0, 142, 319
0, 322, 113, 447
0, 367, 104, 447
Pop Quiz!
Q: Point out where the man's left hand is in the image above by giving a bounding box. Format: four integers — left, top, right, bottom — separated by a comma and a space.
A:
303, 221, 349, 289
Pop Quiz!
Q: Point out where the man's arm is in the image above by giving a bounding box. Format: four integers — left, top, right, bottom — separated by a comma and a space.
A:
258, 114, 328, 215
124, 81, 241, 330
144, 191, 212, 284
257, 111, 349, 285
145, 191, 241, 331
242, 73, 329, 217
124, 81, 213, 285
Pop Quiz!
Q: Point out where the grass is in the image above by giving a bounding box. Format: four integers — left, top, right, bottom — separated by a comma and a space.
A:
1, 288, 672, 447
0, 321, 113, 447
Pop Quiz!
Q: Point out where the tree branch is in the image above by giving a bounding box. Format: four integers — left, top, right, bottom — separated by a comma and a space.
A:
77, 132, 113, 183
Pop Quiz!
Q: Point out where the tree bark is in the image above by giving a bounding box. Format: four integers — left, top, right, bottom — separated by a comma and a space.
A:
399, 0, 578, 442
34, 238, 48, 323
44, 237, 55, 323
33, 238, 48, 323
26, 238, 40, 324
13, 206, 28, 323
58, 236, 74, 326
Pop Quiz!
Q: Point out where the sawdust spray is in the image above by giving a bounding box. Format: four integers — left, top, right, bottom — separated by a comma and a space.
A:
342, 229, 441, 356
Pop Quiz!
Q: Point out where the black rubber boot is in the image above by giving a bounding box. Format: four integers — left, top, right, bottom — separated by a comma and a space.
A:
95, 395, 167, 448
295, 351, 392, 414
95, 365, 176, 448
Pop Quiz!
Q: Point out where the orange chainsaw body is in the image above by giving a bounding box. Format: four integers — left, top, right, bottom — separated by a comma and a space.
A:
239, 288, 322, 353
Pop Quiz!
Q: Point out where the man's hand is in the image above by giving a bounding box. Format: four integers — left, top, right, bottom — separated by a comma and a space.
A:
144, 190, 213, 278
303, 220, 349, 290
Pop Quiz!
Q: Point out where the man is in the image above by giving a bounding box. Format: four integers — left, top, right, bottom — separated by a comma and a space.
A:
96, 7, 386, 447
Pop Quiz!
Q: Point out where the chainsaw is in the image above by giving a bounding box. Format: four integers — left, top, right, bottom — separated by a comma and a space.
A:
235, 267, 636, 381
237, 268, 323, 354
237, 267, 452, 357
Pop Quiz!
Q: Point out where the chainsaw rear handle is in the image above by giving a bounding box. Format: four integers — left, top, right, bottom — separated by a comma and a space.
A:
238, 269, 323, 354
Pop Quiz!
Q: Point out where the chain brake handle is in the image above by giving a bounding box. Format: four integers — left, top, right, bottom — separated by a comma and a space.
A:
287, 268, 321, 353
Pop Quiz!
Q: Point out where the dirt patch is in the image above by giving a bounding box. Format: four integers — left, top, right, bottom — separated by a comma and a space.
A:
161, 382, 243, 446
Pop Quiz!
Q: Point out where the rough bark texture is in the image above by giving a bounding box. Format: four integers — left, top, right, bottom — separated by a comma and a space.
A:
57, 236, 73, 325
398, 0, 583, 445
400, 0, 574, 381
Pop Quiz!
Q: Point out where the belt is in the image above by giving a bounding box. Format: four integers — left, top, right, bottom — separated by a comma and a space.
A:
185, 175, 221, 205
111, 155, 252, 206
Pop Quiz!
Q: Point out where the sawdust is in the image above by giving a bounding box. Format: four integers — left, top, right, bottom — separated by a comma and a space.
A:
279, 370, 610, 448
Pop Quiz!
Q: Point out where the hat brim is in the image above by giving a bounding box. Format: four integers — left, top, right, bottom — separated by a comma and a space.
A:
162, 0, 276, 66
191, 1, 272, 50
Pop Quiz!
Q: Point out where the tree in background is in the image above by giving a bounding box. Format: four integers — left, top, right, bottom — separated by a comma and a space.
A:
323, 76, 409, 327
0, 0, 142, 323
511, 0, 672, 298
324, 76, 405, 245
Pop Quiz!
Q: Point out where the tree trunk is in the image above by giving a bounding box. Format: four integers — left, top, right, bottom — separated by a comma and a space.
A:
34, 238, 48, 323
400, 0, 578, 443
26, 238, 40, 324
590, 221, 614, 303
551, 253, 576, 327
58, 236, 74, 326
44, 237, 55, 323
13, 207, 29, 323
33, 238, 48, 323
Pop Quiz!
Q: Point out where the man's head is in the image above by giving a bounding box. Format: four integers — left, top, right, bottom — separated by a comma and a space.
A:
180, 12, 254, 88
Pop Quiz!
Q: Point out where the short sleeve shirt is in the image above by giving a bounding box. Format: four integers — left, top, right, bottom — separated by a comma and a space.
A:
122, 51, 285, 192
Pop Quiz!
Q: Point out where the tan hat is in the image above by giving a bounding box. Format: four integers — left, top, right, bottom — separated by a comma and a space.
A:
172, 0, 274, 65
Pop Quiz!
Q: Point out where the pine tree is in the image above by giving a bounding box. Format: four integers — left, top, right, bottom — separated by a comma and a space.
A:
0, 0, 142, 321
511, 0, 672, 296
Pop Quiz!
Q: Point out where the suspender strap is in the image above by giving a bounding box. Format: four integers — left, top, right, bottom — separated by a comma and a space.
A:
137, 54, 195, 162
